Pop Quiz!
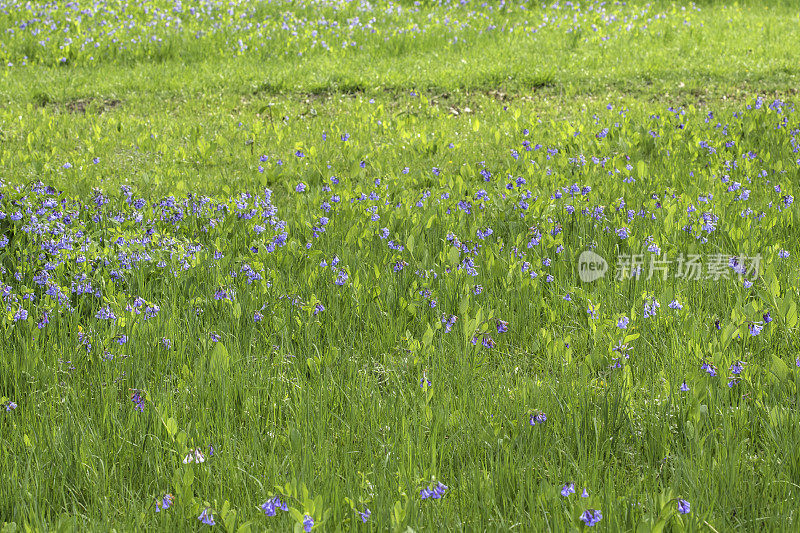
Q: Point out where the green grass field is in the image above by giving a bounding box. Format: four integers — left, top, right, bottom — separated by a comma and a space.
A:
1, 0, 800, 531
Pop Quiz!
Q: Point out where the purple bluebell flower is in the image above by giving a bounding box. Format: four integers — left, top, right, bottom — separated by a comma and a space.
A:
581, 488, 589, 498
701, 362, 717, 377
214, 287, 231, 301
617, 316, 629, 329
529, 411, 547, 425
579, 509, 602, 527
158, 494, 174, 512
680, 381, 690, 392
130, 390, 145, 412
95, 306, 116, 320
643, 298, 660, 319
561, 483, 575, 497
358, 508, 371, 522
261, 496, 288, 516
198, 508, 215, 525
303, 515, 314, 532
677, 499, 690, 514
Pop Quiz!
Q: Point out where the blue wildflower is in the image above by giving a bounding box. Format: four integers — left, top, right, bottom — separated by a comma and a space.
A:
579, 509, 602, 527
198, 508, 215, 526
529, 411, 547, 425
261, 496, 288, 516
130, 390, 145, 412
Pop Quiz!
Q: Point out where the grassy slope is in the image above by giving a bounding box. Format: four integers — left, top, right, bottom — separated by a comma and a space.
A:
1, 3, 797, 197
0, 1, 799, 532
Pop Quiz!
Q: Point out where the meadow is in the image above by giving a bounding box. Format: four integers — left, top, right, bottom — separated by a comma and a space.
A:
1, 0, 800, 531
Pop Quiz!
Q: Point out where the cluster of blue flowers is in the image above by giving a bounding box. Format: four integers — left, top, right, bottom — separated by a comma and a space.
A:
420, 482, 448, 500
260, 496, 289, 516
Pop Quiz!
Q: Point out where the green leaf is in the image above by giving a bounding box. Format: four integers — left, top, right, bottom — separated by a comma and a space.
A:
183, 467, 194, 488
164, 417, 178, 437
210, 342, 230, 376
447, 246, 460, 266
422, 325, 434, 348
623, 333, 640, 344
637, 160, 647, 178
786, 301, 797, 329
771, 355, 789, 382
